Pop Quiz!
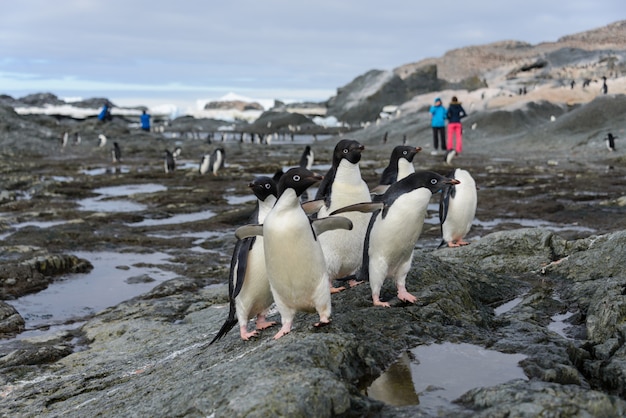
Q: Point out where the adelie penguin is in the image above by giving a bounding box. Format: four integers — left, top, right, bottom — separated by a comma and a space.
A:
439, 168, 477, 248
334, 171, 459, 307
235, 167, 352, 339
314, 139, 371, 292
209, 148, 225, 176
111, 142, 122, 163
605, 133, 617, 152
371, 145, 422, 196
164, 149, 176, 173
210, 176, 279, 343
299, 145, 314, 170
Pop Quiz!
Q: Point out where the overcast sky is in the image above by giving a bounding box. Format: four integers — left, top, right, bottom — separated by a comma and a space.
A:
1, 1, 623, 107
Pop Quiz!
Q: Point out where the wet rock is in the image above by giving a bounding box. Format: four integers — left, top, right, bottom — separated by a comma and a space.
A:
0, 302, 24, 337
0, 253, 93, 299
2, 229, 626, 416
125, 274, 154, 284
456, 380, 626, 417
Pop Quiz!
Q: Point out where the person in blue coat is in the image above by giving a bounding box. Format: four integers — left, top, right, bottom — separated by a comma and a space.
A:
97, 103, 112, 122
140, 110, 151, 131
429, 97, 447, 154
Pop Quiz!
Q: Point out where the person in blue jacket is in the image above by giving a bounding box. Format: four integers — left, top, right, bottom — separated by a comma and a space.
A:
429, 97, 447, 154
140, 110, 151, 131
97, 103, 112, 122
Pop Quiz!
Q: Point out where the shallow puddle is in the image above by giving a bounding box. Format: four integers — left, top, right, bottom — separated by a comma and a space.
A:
77, 183, 167, 212
366, 342, 527, 413
548, 311, 575, 338
128, 209, 216, 227
3, 251, 179, 339
494, 296, 524, 316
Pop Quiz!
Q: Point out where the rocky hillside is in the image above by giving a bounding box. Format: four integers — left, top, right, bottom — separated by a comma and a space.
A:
327, 20, 626, 124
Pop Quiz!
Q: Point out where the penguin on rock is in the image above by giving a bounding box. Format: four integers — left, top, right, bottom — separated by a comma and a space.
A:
314, 139, 372, 292
439, 168, 477, 248
164, 149, 176, 173
210, 176, 279, 343
235, 167, 352, 339
333, 171, 459, 307
299, 145, 314, 170
209, 148, 225, 176
371, 145, 422, 196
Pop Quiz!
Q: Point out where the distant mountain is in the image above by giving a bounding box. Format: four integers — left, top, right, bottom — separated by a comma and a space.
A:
327, 20, 626, 124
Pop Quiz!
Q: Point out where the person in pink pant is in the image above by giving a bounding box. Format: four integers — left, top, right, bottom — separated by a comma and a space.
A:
446, 96, 467, 154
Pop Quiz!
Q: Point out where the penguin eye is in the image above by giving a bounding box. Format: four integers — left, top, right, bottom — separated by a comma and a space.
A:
402, 151, 408, 155
342, 149, 349, 154
264, 184, 271, 189
293, 175, 301, 181
430, 179, 438, 185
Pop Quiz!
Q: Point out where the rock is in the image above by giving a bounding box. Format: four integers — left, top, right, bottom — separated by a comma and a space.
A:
0, 302, 24, 337
125, 274, 155, 284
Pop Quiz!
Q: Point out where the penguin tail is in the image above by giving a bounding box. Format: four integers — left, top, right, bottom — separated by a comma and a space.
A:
209, 317, 238, 345
437, 239, 447, 249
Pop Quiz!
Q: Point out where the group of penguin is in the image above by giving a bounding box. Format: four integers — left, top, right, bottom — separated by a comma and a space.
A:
210, 139, 478, 342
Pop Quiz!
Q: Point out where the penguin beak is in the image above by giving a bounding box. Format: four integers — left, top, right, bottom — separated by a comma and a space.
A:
310, 173, 324, 182
446, 179, 461, 185
358, 145, 365, 151
415, 147, 422, 153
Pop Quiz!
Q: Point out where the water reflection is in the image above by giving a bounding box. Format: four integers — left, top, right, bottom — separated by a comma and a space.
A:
367, 342, 527, 412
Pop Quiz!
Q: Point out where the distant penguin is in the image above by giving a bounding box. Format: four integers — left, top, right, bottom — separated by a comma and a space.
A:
315, 139, 371, 291
235, 167, 352, 339
439, 168, 477, 248
199, 154, 210, 174
378, 145, 422, 186
605, 133, 617, 152
299, 145, 314, 170
210, 176, 279, 343
444, 150, 457, 166
61, 132, 69, 148
173, 146, 182, 159
382, 131, 388, 144
336, 171, 458, 307
209, 148, 225, 176
74, 132, 81, 145
164, 149, 176, 173
112, 142, 122, 163
98, 134, 107, 148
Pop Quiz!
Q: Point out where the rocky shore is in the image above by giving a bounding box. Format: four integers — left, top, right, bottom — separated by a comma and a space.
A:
2, 21, 626, 415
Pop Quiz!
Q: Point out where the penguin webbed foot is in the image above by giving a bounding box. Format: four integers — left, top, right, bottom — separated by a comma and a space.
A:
255, 317, 276, 331
397, 290, 417, 304
348, 279, 363, 288
313, 319, 332, 328
330, 286, 346, 294
239, 327, 259, 341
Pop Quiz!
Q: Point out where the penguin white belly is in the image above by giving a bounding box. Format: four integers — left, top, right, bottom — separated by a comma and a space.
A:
235, 237, 273, 322
199, 156, 210, 174
396, 159, 415, 182
442, 172, 477, 243
212, 152, 223, 175
263, 207, 330, 312
318, 162, 371, 278
368, 190, 429, 274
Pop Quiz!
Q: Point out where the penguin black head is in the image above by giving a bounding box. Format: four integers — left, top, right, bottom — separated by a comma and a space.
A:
249, 176, 278, 202
278, 167, 322, 198
391, 145, 422, 163
388, 171, 459, 199
333, 139, 364, 165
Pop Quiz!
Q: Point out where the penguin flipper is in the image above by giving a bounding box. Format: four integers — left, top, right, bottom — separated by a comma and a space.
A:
370, 184, 390, 197
301, 199, 326, 216
210, 238, 253, 345
235, 224, 263, 240
329, 202, 384, 216
311, 216, 353, 236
